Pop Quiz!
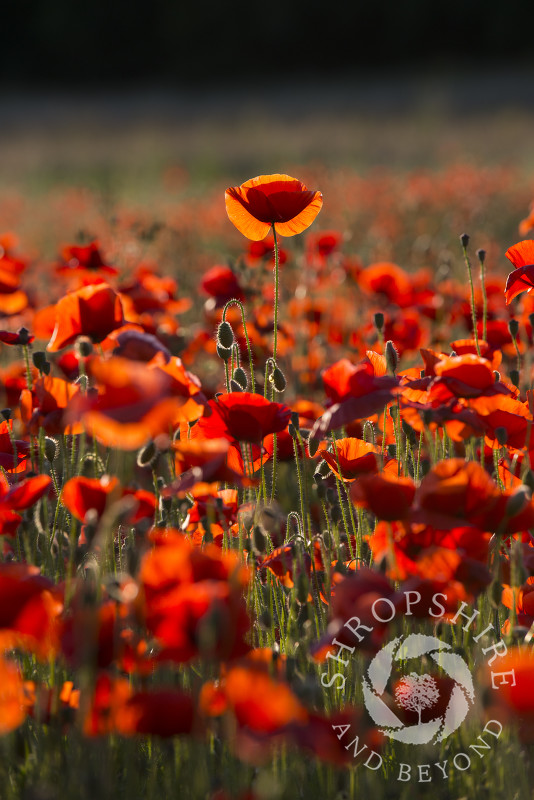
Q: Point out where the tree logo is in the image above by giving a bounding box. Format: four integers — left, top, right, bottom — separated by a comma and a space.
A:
362, 633, 475, 745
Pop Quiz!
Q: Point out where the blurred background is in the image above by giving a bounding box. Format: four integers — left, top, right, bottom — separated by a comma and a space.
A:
2, 0, 534, 188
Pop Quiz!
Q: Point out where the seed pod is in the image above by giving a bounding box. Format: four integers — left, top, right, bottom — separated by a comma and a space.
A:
476, 248, 486, 264
270, 366, 287, 392
460, 232, 470, 248
385, 340, 398, 374
32, 351, 49, 372
495, 427, 508, 446
217, 320, 234, 349
16, 327, 31, 346
75, 336, 94, 357
508, 319, 519, 338
374, 312, 384, 332
232, 366, 248, 390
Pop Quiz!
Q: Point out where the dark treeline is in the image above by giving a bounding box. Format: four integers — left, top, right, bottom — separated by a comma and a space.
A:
3, 0, 533, 87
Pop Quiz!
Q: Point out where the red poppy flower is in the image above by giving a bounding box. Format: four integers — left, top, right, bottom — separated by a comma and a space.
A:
225, 174, 323, 241
47, 283, 124, 351
56, 242, 118, 277
504, 240, 534, 304
317, 437, 378, 481
197, 393, 291, 444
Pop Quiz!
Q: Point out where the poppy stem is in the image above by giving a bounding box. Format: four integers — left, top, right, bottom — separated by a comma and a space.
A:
461, 241, 481, 357
271, 223, 280, 366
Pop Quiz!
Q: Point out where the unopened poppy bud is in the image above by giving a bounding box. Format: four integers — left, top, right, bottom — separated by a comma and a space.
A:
288, 423, 297, 438
229, 379, 243, 392
315, 479, 326, 500
322, 529, 332, 549
137, 440, 157, 468
259, 609, 272, 630
216, 342, 232, 362
374, 312, 384, 332
270, 366, 287, 392
44, 437, 59, 462
307, 435, 320, 458
460, 233, 470, 248
524, 470, 534, 492
326, 487, 337, 505
217, 320, 234, 349
75, 336, 93, 357
32, 351, 49, 372
296, 572, 309, 604
317, 459, 331, 477
402, 420, 417, 446
510, 369, 520, 388
16, 327, 31, 346
290, 411, 300, 429
385, 340, 398, 374
506, 485, 531, 519
330, 504, 342, 524
253, 525, 267, 554
476, 248, 486, 264
389, 405, 398, 420
232, 366, 248, 390
203, 526, 214, 544
508, 319, 519, 338
495, 427, 508, 446
490, 579, 503, 609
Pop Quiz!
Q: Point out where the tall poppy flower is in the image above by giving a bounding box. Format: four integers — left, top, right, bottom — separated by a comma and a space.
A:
225, 174, 323, 241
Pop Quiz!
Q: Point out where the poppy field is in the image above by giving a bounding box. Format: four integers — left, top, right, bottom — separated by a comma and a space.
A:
3, 162, 534, 799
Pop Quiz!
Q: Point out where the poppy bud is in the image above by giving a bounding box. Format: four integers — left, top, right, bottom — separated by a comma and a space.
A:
216, 342, 232, 362
330, 504, 342, 524
322, 529, 332, 549
232, 367, 248, 390
253, 525, 267, 554
387, 444, 397, 459
229, 379, 244, 392
137, 440, 158, 468
402, 420, 417, 446
217, 320, 234, 349
288, 423, 296, 438
508, 319, 519, 338
524, 470, 534, 492
510, 369, 520, 388
476, 248, 486, 264
75, 336, 94, 357
1, 408, 11, 421
44, 437, 59, 463
270, 366, 287, 393
259, 610, 272, 630
385, 340, 398, 374
296, 572, 309, 604
505, 485, 531, 519
16, 327, 31, 346
374, 312, 384, 332
307, 435, 320, 458
32, 351, 49, 372
495, 427, 508, 446
315, 479, 326, 500
290, 411, 300, 429
460, 233, 470, 248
